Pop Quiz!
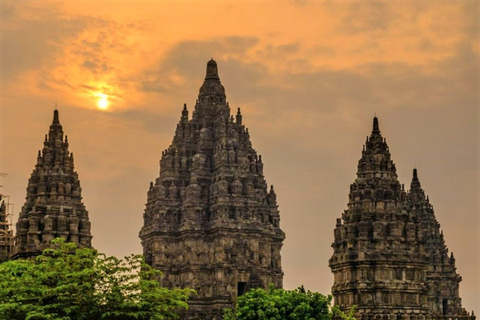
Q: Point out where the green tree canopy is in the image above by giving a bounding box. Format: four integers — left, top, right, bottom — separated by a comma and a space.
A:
0, 239, 193, 320
223, 285, 355, 320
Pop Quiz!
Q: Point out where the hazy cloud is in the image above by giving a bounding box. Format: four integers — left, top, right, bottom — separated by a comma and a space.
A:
0, 3, 87, 82
339, 1, 394, 34
139, 37, 259, 93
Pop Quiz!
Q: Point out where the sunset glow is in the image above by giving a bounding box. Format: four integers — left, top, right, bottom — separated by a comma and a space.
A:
1, 0, 478, 312
96, 94, 109, 110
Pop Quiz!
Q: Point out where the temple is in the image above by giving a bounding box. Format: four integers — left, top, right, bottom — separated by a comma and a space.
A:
329, 117, 474, 320
12, 110, 92, 259
407, 169, 469, 318
139, 59, 285, 319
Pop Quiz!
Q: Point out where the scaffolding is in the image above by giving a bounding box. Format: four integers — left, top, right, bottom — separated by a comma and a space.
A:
0, 173, 14, 262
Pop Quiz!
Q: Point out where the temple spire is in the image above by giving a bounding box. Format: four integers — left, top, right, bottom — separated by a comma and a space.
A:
140, 59, 283, 318
12, 111, 92, 260
372, 116, 380, 133
236, 107, 242, 125
331, 117, 427, 316
410, 168, 422, 192
53, 109, 60, 124
356, 116, 395, 180
181, 103, 188, 120
198, 58, 226, 106
205, 58, 220, 80
48, 109, 64, 143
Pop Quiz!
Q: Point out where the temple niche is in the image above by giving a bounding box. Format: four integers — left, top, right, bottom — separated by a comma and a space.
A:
12, 110, 92, 259
329, 117, 474, 320
139, 59, 285, 319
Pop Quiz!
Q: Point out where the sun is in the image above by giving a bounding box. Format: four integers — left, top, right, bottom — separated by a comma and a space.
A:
96, 94, 109, 110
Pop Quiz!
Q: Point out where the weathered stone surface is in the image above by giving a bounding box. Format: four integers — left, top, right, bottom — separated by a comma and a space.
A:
139, 59, 285, 319
329, 117, 474, 320
12, 110, 92, 259
407, 169, 471, 319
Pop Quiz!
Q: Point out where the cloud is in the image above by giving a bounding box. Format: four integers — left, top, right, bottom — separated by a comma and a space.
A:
139, 37, 260, 93
0, 1, 151, 113
0, 2, 87, 83
131, 32, 479, 155
290, 0, 311, 6
113, 108, 179, 135
0, 0, 15, 20
336, 1, 394, 34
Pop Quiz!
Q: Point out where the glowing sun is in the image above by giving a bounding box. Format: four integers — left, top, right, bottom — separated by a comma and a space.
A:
96, 93, 109, 110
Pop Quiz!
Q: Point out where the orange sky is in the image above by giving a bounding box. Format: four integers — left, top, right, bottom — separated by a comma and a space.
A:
1, 0, 479, 311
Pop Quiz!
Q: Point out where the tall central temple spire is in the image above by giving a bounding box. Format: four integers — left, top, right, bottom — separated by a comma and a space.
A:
140, 59, 285, 319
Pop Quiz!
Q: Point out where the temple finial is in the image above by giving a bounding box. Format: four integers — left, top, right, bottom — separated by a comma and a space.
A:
236, 107, 242, 125
53, 109, 60, 124
205, 58, 219, 80
410, 167, 421, 191
372, 116, 380, 133
181, 103, 188, 121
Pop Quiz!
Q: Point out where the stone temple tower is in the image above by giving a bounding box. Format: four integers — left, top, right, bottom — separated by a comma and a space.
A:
330, 117, 430, 317
329, 117, 474, 320
12, 110, 92, 259
407, 169, 472, 319
139, 59, 285, 319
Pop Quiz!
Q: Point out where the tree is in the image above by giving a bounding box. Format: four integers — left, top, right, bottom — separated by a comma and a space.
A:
223, 285, 356, 320
0, 239, 193, 320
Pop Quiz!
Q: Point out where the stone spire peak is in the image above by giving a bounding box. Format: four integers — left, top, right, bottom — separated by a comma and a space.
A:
47, 109, 64, 144
366, 116, 384, 147
410, 168, 422, 191
205, 58, 220, 80
198, 59, 226, 107
356, 117, 396, 180
53, 109, 60, 125
372, 116, 380, 133
408, 167, 426, 204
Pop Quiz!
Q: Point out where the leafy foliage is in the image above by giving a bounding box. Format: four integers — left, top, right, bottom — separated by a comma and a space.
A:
332, 304, 357, 320
223, 285, 356, 320
0, 239, 193, 320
